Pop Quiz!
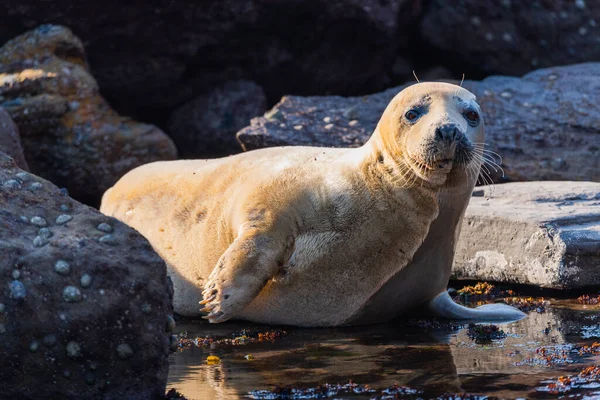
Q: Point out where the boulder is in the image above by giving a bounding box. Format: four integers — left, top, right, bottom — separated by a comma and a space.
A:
0, 106, 28, 170
237, 63, 600, 183
167, 80, 267, 157
452, 181, 600, 289
0, 1, 416, 122
421, 0, 600, 77
0, 151, 174, 399
0, 25, 177, 205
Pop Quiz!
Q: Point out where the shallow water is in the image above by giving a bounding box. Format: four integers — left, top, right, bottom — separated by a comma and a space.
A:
167, 297, 600, 400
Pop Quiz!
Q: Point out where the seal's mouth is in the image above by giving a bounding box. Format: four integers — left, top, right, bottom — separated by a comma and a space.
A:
407, 153, 454, 173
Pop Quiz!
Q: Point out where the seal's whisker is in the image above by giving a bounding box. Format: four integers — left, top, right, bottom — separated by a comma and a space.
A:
454, 73, 466, 96
412, 70, 420, 83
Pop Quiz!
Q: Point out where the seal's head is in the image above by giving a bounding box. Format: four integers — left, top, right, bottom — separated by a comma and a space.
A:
375, 82, 484, 187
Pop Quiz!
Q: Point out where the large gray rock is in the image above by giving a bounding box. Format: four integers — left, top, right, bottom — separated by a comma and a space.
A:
0, 106, 28, 170
0, 0, 415, 122
0, 25, 177, 205
0, 151, 174, 399
237, 63, 600, 183
421, 0, 600, 77
167, 80, 267, 157
452, 181, 600, 289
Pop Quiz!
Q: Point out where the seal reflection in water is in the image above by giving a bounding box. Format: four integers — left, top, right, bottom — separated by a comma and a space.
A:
100, 82, 525, 327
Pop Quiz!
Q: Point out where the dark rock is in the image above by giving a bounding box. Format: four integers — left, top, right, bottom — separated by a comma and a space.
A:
453, 181, 600, 289
421, 0, 600, 77
0, 25, 177, 205
0, 151, 173, 399
0, 1, 418, 122
0, 107, 28, 170
237, 63, 600, 183
167, 80, 267, 157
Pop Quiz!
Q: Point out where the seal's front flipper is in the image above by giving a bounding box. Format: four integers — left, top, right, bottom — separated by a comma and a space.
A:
201, 228, 287, 323
427, 291, 526, 323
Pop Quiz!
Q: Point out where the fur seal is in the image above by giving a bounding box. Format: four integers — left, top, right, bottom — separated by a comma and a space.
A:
100, 82, 525, 327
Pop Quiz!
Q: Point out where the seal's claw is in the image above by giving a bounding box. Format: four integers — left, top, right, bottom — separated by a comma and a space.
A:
199, 295, 215, 305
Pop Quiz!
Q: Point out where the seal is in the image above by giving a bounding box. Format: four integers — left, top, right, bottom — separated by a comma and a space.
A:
100, 82, 525, 327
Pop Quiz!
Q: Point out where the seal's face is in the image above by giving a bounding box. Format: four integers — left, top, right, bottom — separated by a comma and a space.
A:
379, 82, 484, 187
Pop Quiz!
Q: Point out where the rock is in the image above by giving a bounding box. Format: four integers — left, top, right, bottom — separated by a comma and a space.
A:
0, 25, 177, 205
167, 80, 267, 157
452, 181, 600, 289
0, 107, 28, 170
421, 0, 600, 77
0, 1, 416, 122
237, 63, 600, 183
0, 151, 174, 398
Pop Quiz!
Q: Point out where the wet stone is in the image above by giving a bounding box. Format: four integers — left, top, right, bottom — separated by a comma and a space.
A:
59, 204, 70, 211
80, 274, 92, 288
96, 222, 113, 233
30, 216, 47, 227
15, 172, 28, 181
117, 343, 134, 359
66, 341, 81, 358
62, 286, 82, 302
29, 182, 43, 190
54, 260, 70, 276
141, 303, 152, 314
166, 316, 176, 333
33, 236, 49, 247
11, 270, 20, 279
55, 214, 72, 225
9, 280, 26, 299
19, 216, 28, 223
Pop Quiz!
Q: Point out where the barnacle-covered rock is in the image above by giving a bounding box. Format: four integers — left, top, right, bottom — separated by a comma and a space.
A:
0, 151, 174, 399
0, 25, 177, 205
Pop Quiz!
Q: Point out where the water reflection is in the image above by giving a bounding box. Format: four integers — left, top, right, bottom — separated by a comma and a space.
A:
168, 300, 600, 399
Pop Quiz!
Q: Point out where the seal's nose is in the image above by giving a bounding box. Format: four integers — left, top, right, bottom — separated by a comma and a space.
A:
435, 124, 460, 142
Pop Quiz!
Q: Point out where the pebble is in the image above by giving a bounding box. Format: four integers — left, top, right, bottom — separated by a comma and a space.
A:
66, 341, 81, 358
55, 214, 72, 225
324, 124, 334, 130
38, 228, 53, 238
54, 260, 71, 276
349, 120, 359, 126
116, 343, 134, 359
293, 125, 303, 130
60, 204, 70, 211
63, 286, 82, 302
96, 223, 113, 233
141, 303, 152, 314
11, 270, 20, 279
80, 274, 92, 288
10, 280, 26, 299
323, 116, 332, 123
33, 236, 49, 247
15, 172, 28, 181
29, 182, 43, 190
3, 179, 21, 189
30, 216, 47, 227
29, 341, 39, 352
99, 234, 118, 245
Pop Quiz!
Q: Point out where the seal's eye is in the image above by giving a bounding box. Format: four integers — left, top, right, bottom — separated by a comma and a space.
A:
464, 110, 480, 126
405, 109, 420, 122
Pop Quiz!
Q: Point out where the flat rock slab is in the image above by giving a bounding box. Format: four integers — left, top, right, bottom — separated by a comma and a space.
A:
237, 63, 600, 183
453, 181, 600, 289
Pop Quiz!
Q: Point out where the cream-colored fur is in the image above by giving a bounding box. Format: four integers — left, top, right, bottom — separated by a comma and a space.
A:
100, 83, 524, 327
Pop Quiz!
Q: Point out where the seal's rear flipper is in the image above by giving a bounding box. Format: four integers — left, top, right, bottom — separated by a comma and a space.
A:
427, 291, 526, 322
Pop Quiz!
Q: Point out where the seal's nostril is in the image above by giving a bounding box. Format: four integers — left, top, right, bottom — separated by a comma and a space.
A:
435, 124, 460, 142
